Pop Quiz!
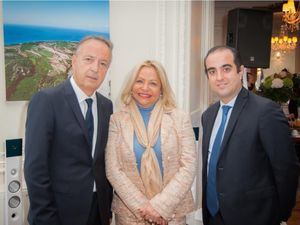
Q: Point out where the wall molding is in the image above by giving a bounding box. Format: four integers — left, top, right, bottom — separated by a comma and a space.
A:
155, 0, 166, 64
176, 0, 191, 112
0, 152, 4, 174
199, 0, 215, 113
155, 1, 191, 111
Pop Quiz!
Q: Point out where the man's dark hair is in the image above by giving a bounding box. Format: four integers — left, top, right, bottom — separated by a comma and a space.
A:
204, 45, 242, 75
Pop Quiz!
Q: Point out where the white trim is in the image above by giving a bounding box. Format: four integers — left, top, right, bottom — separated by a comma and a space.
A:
155, 1, 191, 111
0, 152, 4, 174
199, 0, 215, 113
155, 0, 166, 64
177, 0, 191, 111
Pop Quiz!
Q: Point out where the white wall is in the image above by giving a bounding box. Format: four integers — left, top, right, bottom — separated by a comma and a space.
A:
0, 1, 194, 224
109, 1, 158, 105
0, 3, 29, 223
110, 1, 192, 111
0, 1, 28, 188
190, 0, 215, 127
190, 1, 202, 123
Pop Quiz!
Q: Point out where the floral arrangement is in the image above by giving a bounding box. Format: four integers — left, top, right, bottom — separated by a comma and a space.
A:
259, 69, 293, 103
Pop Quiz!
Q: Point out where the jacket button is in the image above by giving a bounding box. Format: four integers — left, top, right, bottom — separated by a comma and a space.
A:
219, 193, 224, 197
218, 167, 224, 171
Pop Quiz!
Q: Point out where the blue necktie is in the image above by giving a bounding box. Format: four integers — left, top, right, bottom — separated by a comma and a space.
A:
85, 98, 94, 146
207, 105, 231, 216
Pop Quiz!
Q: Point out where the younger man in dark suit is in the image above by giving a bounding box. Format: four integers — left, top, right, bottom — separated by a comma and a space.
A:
24, 36, 113, 225
201, 46, 299, 225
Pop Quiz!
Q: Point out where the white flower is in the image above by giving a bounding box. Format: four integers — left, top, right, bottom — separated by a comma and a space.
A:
271, 78, 284, 88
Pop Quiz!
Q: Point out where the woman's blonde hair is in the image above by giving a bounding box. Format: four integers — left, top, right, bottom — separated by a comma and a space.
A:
121, 60, 176, 109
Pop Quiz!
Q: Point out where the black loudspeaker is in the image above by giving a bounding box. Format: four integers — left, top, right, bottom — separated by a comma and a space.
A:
5, 139, 23, 225
226, 8, 273, 68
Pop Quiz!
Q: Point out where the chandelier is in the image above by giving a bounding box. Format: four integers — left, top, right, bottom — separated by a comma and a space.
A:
282, 0, 300, 31
271, 25, 298, 51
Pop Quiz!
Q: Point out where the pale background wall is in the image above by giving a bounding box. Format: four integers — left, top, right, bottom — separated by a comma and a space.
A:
0, 3, 30, 224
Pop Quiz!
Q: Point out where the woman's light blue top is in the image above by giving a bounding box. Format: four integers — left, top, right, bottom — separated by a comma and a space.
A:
134, 103, 163, 175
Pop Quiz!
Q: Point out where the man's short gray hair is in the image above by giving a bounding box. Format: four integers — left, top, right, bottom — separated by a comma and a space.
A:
75, 35, 113, 54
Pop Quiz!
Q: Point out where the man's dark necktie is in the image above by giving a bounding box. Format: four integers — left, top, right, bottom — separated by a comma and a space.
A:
85, 98, 94, 146
207, 105, 231, 216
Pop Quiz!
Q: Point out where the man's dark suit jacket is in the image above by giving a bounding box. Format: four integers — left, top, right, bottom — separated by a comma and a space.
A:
24, 79, 113, 225
201, 88, 299, 225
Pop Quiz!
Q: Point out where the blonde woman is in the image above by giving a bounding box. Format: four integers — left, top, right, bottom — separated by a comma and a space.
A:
105, 60, 196, 225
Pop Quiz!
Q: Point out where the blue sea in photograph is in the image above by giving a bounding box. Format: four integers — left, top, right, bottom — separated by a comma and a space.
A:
4, 24, 109, 46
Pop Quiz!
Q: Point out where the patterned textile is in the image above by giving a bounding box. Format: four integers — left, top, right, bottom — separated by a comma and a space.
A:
115, 214, 186, 225
129, 100, 164, 198
106, 106, 196, 221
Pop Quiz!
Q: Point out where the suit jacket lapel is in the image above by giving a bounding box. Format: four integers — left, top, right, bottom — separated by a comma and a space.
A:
93, 93, 104, 162
63, 79, 91, 146
202, 103, 220, 174
218, 88, 248, 158
94, 92, 109, 162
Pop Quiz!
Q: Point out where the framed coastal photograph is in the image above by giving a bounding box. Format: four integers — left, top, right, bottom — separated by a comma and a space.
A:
3, 0, 110, 101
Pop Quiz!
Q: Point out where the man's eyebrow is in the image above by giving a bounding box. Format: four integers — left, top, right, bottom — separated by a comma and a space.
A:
207, 67, 216, 72
82, 54, 94, 58
222, 64, 233, 68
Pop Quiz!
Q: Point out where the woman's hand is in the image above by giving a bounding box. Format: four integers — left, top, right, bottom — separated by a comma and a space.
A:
139, 203, 168, 225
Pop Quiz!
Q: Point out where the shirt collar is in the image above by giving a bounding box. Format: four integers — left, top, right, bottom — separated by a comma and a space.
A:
220, 95, 237, 108
70, 76, 96, 103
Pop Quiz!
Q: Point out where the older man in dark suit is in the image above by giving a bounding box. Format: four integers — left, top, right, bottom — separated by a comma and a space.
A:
201, 45, 299, 225
24, 36, 113, 225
